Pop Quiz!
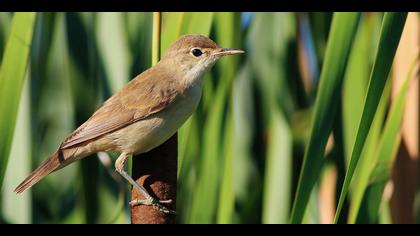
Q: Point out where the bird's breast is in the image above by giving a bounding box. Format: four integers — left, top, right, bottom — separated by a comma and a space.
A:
109, 80, 203, 154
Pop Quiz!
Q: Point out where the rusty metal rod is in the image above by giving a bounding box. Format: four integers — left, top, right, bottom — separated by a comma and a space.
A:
131, 134, 177, 224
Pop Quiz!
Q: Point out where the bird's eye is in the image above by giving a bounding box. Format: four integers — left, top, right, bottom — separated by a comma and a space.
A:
191, 48, 203, 57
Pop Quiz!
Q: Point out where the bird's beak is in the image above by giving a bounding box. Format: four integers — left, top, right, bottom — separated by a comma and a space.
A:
213, 48, 245, 56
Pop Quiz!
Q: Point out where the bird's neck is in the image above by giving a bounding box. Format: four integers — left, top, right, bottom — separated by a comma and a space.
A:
182, 67, 205, 89
157, 58, 207, 91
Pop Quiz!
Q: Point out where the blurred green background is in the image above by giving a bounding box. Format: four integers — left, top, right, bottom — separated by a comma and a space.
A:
0, 12, 418, 224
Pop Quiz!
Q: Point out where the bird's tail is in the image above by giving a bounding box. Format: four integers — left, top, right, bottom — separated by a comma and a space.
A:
14, 150, 63, 194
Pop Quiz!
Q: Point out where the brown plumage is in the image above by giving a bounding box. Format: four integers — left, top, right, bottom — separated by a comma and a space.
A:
15, 34, 243, 213
60, 69, 180, 150
15, 150, 62, 193
15, 67, 181, 194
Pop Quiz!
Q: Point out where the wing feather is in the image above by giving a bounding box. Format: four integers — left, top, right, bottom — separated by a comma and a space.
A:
60, 70, 180, 149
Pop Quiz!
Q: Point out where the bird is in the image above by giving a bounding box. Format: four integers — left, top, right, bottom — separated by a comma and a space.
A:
15, 34, 244, 214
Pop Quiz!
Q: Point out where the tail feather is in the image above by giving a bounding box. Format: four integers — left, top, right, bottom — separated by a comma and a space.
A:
14, 150, 62, 194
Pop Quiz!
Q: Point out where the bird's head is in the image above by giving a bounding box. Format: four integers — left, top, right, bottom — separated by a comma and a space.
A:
160, 34, 244, 85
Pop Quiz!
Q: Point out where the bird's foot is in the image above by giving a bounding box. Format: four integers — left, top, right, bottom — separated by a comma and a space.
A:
130, 196, 176, 215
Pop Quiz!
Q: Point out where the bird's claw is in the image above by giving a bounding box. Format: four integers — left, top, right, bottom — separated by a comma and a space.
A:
130, 198, 176, 215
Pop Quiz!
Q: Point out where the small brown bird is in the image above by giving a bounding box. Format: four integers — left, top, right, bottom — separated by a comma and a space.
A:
15, 34, 244, 214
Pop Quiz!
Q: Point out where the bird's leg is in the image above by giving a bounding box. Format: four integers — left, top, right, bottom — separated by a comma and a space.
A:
115, 152, 175, 214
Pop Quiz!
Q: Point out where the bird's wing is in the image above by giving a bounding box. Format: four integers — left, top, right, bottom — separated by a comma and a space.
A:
60, 71, 180, 149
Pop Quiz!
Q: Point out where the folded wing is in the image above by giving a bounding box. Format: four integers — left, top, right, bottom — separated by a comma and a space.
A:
61, 70, 179, 149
